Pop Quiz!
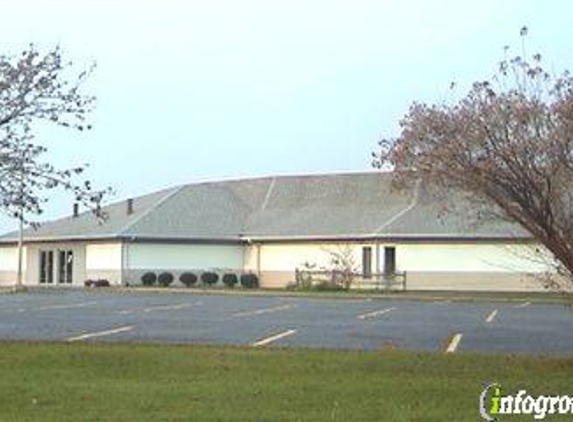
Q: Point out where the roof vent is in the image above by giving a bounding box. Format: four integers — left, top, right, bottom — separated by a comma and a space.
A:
73, 203, 79, 218
127, 198, 134, 215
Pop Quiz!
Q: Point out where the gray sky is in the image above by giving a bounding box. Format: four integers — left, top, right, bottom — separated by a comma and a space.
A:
0, 0, 572, 233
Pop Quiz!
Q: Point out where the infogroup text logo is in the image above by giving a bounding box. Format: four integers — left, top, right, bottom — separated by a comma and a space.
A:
480, 383, 573, 420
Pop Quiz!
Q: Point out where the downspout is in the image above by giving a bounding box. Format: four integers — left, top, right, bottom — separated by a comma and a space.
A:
120, 240, 125, 286
256, 243, 261, 277
120, 237, 133, 286
125, 240, 130, 286
375, 242, 381, 275
243, 236, 261, 277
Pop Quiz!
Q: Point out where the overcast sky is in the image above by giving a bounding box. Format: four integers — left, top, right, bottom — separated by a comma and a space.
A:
0, 0, 572, 232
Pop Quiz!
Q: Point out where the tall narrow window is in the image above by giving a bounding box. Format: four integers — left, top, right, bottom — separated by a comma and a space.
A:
58, 251, 65, 283
47, 251, 54, 284
39, 251, 46, 284
66, 251, 73, 284
39, 251, 54, 284
362, 246, 372, 278
384, 247, 396, 274
58, 250, 73, 284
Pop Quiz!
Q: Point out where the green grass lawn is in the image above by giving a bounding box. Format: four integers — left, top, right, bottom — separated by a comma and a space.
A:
0, 342, 572, 421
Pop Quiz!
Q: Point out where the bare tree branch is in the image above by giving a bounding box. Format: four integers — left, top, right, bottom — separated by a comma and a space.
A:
373, 29, 573, 284
0, 45, 110, 226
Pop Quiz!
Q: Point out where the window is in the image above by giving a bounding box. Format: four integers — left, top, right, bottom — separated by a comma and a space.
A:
362, 246, 372, 278
39, 251, 54, 284
384, 247, 396, 274
58, 250, 73, 284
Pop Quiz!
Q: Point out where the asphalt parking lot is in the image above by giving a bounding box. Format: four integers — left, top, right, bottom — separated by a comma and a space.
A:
0, 289, 572, 355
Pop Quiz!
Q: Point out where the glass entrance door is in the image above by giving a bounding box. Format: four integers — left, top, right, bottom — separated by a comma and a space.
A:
58, 250, 73, 284
39, 251, 54, 284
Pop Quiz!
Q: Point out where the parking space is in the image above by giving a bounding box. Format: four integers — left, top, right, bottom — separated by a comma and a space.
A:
0, 289, 572, 355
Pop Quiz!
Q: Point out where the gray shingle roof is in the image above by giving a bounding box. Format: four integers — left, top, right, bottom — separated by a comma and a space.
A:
0, 186, 179, 242
0, 171, 531, 243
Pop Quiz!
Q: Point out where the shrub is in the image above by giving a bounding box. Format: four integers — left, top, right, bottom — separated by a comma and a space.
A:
312, 281, 345, 292
240, 273, 259, 289
85, 279, 110, 287
222, 273, 238, 288
179, 272, 198, 287
201, 271, 219, 286
157, 272, 174, 287
141, 272, 157, 286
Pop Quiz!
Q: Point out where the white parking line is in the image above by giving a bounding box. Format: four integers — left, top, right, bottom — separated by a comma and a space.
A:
252, 329, 297, 347
233, 304, 295, 317
143, 303, 191, 313
35, 301, 98, 311
516, 301, 531, 308
117, 303, 191, 315
357, 307, 395, 320
446, 333, 463, 353
485, 310, 498, 323
66, 325, 134, 342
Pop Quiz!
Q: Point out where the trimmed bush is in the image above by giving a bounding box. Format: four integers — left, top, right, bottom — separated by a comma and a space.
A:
158, 272, 174, 287
179, 272, 198, 287
141, 272, 157, 286
222, 273, 238, 288
201, 271, 219, 286
93, 279, 110, 287
240, 273, 259, 289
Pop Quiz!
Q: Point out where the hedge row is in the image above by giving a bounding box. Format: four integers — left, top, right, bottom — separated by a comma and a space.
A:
140, 271, 258, 288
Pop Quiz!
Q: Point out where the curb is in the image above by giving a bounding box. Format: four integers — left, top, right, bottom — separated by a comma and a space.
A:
106, 286, 571, 305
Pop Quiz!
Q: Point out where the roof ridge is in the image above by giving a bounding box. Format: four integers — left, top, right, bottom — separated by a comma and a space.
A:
259, 177, 276, 211
372, 179, 421, 235
117, 185, 186, 237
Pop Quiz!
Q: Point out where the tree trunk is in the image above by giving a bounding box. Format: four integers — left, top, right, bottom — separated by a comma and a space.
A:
16, 212, 24, 291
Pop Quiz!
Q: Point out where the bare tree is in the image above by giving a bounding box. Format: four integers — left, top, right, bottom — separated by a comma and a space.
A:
321, 245, 359, 290
373, 28, 573, 287
295, 245, 359, 290
0, 45, 110, 289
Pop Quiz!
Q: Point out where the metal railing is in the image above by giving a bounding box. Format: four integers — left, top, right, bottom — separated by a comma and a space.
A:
294, 269, 407, 292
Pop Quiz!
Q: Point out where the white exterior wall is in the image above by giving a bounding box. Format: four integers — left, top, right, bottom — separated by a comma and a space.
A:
127, 243, 244, 270
254, 242, 552, 274
4, 239, 554, 291
251, 242, 375, 288
86, 243, 122, 270
252, 241, 554, 290
24, 242, 87, 286
85, 242, 123, 285
256, 243, 368, 272
395, 243, 551, 273
0, 246, 27, 271
0, 246, 27, 285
